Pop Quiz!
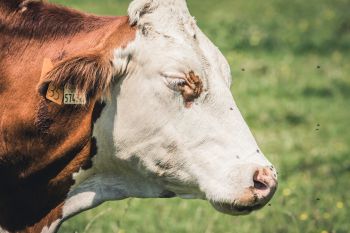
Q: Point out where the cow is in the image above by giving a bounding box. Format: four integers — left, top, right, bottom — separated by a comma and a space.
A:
0, 0, 278, 232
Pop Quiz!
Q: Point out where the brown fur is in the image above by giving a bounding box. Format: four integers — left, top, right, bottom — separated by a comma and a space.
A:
39, 53, 114, 101
0, 0, 136, 232
0, 0, 114, 41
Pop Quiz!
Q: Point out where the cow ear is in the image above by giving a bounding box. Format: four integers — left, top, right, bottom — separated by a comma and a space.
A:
38, 53, 115, 103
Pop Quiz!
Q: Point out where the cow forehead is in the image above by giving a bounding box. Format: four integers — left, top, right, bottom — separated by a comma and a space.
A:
129, 0, 193, 26
128, 0, 198, 44
133, 25, 223, 76
149, 30, 232, 88
127, 0, 230, 78
125, 0, 233, 94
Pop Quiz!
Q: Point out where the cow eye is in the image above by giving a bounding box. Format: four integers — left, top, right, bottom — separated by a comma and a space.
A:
162, 73, 187, 92
166, 78, 186, 91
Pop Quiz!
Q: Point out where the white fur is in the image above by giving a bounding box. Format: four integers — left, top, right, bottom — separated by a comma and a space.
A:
58, 0, 277, 230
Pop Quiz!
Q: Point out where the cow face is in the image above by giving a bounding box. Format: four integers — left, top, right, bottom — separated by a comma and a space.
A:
93, 0, 277, 216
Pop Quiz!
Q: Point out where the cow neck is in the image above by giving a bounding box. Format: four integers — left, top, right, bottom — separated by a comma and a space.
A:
0, 0, 127, 46
0, 99, 107, 233
0, 2, 135, 232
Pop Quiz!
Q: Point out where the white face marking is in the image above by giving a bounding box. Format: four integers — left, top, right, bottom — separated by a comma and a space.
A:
67, 0, 277, 221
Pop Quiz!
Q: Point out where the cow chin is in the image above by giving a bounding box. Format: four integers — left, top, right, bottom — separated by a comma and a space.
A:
210, 201, 264, 216
209, 191, 268, 216
209, 181, 277, 216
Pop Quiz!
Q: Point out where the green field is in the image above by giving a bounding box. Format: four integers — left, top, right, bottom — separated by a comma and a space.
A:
51, 0, 350, 233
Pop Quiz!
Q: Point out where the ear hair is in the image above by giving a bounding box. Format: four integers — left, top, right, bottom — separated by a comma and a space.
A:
38, 53, 114, 102
128, 0, 159, 25
18, 0, 43, 12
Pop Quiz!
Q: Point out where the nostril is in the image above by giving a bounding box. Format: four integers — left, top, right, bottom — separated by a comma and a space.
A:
253, 168, 270, 191
253, 179, 268, 190
249, 167, 278, 206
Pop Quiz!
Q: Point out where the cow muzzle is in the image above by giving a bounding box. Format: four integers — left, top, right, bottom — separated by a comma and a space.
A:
211, 166, 278, 215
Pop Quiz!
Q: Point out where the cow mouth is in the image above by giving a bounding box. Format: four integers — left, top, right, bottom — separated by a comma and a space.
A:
210, 201, 264, 215
209, 182, 276, 215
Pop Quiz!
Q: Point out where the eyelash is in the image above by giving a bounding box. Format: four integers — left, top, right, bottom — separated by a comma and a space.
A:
167, 79, 186, 90
162, 71, 188, 91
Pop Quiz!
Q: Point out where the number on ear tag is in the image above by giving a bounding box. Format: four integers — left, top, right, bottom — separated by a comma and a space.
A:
63, 87, 86, 105
46, 83, 64, 105
41, 58, 85, 105
41, 58, 64, 105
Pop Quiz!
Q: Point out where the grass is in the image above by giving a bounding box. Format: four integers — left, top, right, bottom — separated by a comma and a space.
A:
50, 0, 350, 233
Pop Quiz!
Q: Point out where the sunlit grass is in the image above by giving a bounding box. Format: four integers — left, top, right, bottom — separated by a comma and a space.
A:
49, 0, 350, 232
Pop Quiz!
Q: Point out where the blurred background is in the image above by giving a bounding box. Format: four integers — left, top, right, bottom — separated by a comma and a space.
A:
51, 0, 350, 232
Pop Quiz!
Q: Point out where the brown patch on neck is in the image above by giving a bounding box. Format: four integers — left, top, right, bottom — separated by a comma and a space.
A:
0, 1, 135, 232
0, 0, 118, 41
0, 99, 96, 232
179, 71, 203, 108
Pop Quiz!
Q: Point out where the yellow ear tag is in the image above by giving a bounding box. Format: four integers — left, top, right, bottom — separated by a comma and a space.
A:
46, 82, 64, 105
41, 58, 64, 105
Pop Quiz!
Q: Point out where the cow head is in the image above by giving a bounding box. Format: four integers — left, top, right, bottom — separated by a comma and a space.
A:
59, 0, 277, 219
88, 0, 278, 215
